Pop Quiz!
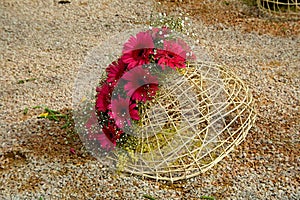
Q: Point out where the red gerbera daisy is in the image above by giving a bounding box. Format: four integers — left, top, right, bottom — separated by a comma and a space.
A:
155, 40, 187, 69
89, 122, 124, 150
86, 111, 116, 151
164, 40, 187, 59
101, 121, 123, 145
95, 82, 112, 112
106, 58, 127, 86
92, 133, 114, 150
121, 31, 155, 70
176, 38, 196, 61
109, 97, 140, 128
122, 66, 159, 102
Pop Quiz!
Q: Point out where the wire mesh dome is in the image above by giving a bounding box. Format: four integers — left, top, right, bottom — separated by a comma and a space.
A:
73, 28, 256, 182
257, 0, 300, 19
110, 62, 256, 182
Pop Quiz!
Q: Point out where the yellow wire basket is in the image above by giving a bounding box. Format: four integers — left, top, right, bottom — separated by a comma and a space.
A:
257, 0, 300, 20
104, 61, 257, 182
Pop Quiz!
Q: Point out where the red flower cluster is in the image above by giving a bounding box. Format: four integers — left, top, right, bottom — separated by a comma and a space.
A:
91, 28, 195, 150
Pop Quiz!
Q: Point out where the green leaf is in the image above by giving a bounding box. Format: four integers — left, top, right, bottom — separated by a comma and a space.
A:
45, 107, 60, 114
36, 106, 67, 122
33, 105, 43, 109
143, 194, 156, 200
17, 80, 25, 84
61, 121, 70, 129
200, 196, 215, 200
23, 107, 28, 115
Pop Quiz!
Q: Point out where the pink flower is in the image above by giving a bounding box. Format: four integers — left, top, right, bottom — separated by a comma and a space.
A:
85, 111, 116, 151
88, 129, 117, 151
106, 58, 127, 86
123, 31, 155, 54
95, 133, 114, 150
155, 40, 187, 69
95, 83, 112, 112
109, 97, 140, 128
121, 31, 155, 70
122, 66, 159, 102
164, 40, 187, 59
70, 148, 76, 155
155, 51, 186, 69
102, 121, 123, 145
131, 85, 158, 102
85, 111, 97, 130
176, 38, 196, 61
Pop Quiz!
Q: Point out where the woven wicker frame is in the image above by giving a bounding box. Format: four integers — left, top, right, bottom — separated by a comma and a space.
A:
104, 62, 257, 182
257, 0, 300, 20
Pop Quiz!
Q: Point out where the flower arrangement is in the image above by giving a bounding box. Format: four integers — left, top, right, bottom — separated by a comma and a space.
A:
92, 27, 195, 151
74, 25, 256, 182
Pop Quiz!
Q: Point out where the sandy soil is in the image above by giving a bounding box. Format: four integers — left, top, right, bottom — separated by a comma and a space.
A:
0, 0, 299, 199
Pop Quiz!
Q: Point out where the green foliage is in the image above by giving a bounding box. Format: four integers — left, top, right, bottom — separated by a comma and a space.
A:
23, 107, 28, 115
33, 105, 72, 128
143, 194, 156, 200
200, 195, 215, 200
17, 78, 36, 84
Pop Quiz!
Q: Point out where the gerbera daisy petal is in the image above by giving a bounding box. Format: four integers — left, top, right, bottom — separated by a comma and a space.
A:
109, 96, 139, 128
95, 83, 112, 112
106, 59, 127, 86
121, 31, 155, 70
122, 66, 158, 101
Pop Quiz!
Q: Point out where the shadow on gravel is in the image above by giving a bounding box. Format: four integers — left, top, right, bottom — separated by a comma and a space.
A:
0, 108, 95, 171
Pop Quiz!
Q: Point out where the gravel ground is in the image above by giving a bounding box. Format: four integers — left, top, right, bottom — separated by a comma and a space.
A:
1, 0, 299, 199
